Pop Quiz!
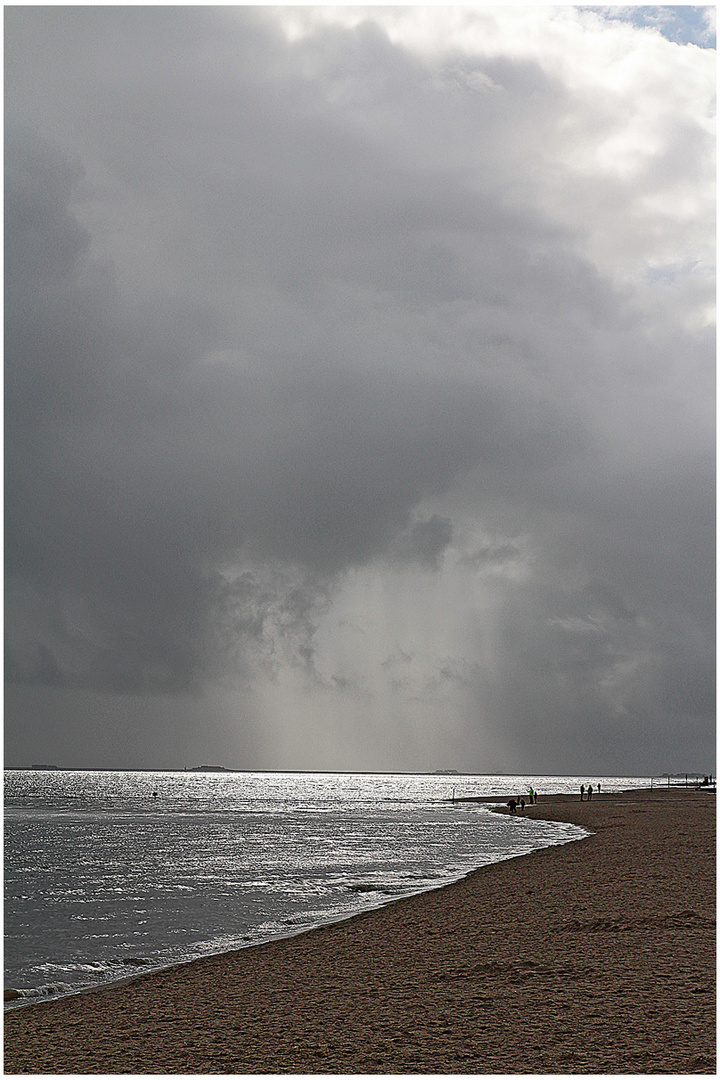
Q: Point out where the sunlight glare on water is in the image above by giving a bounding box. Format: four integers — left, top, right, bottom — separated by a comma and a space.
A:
5, 770, 648, 1006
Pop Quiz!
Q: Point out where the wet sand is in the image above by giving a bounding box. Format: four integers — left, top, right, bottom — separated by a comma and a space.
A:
4, 787, 715, 1074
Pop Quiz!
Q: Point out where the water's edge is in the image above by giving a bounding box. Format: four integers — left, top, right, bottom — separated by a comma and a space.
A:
5, 810, 590, 1011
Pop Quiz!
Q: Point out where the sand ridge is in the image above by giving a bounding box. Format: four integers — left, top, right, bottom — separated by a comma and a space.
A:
3, 788, 715, 1074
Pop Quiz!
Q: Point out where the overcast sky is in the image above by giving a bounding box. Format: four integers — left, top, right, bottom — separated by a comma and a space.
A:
5, 6, 715, 774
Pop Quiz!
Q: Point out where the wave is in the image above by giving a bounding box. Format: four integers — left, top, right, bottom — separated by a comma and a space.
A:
5, 982, 74, 1006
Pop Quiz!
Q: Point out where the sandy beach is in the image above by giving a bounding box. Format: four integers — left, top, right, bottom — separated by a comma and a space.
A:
4, 787, 715, 1075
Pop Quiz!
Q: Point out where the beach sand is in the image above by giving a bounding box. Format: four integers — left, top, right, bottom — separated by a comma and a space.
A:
4, 787, 715, 1075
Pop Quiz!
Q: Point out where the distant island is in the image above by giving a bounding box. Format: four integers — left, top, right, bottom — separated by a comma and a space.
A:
190, 765, 232, 772
7, 764, 61, 771
433, 769, 460, 775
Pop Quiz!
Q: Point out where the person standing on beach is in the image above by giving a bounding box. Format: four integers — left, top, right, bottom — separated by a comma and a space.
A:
529, 786, 534, 805
587, 784, 593, 801
580, 784, 585, 801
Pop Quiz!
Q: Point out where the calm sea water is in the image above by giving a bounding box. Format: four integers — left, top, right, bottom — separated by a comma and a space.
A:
5, 770, 649, 1007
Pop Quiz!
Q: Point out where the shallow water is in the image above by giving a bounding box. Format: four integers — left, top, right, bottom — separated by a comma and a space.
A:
4, 770, 648, 1006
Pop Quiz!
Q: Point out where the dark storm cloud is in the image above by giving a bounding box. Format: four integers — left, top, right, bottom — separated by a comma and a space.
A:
408, 516, 454, 569
387, 515, 454, 569
3, 109, 586, 696
5, 124, 222, 693
461, 542, 521, 571
477, 569, 715, 775
4, 7, 714, 771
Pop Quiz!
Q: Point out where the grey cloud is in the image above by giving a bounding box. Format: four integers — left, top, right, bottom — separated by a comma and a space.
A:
388, 515, 454, 569
462, 542, 521, 571
381, 648, 415, 671
409, 516, 453, 568
475, 577, 714, 775
5, 119, 589, 696
4, 8, 714, 772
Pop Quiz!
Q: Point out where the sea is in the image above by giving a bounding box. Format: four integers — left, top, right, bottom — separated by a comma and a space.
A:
4, 769, 651, 1008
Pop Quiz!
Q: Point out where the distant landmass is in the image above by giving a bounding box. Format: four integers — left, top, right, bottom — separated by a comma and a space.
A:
8, 764, 61, 771
433, 769, 460, 775
190, 765, 232, 772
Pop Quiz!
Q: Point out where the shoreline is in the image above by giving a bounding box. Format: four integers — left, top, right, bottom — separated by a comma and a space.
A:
4, 787, 715, 1074
4, 799, 588, 1015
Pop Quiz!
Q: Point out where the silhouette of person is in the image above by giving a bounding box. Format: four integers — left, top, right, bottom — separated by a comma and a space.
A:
508, 798, 517, 814
580, 784, 585, 801
587, 784, 593, 801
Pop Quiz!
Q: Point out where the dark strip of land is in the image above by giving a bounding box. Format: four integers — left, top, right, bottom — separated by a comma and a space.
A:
4, 788, 715, 1074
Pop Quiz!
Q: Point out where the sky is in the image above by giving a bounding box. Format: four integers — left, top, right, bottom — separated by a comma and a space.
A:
4, 5, 715, 775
